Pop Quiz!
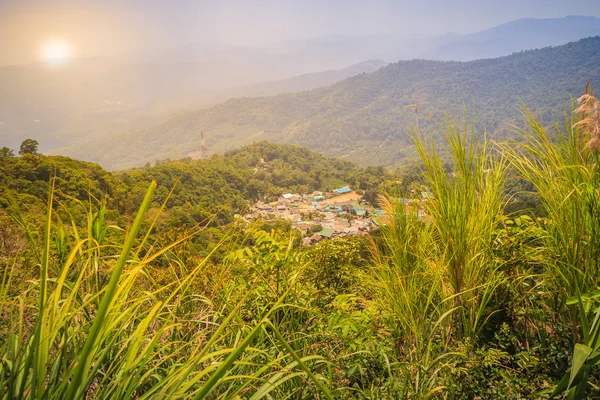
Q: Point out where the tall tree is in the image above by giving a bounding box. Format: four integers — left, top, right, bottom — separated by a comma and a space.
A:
0, 146, 15, 158
19, 139, 39, 156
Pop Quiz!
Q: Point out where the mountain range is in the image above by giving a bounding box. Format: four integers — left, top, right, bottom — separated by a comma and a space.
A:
1, 15, 600, 167
426, 15, 600, 61
54, 36, 600, 170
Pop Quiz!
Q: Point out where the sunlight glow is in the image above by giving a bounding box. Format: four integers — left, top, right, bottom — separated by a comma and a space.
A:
40, 39, 72, 66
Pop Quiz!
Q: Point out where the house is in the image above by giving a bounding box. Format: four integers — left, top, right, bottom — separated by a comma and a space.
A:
334, 187, 352, 194
296, 222, 312, 233
285, 213, 302, 222
349, 226, 361, 235
342, 204, 354, 213
303, 233, 322, 246
317, 228, 334, 239
282, 193, 293, 199
314, 195, 325, 201
354, 209, 367, 217
255, 202, 272, 211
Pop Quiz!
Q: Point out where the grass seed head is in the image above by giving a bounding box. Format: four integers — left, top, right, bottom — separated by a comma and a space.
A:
574, 83, 600, 151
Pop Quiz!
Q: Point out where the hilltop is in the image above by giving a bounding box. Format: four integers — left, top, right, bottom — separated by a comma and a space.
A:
56, 37, 600, 169
1, 141, 388, 227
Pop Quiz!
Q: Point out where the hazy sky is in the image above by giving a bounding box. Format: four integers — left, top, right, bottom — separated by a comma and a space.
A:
1, 0, 600, 66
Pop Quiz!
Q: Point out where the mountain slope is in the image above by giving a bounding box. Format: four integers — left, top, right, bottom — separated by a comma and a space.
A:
59, 37, 600, 170
0, 56, 385, 151
3, 16, 599, 154
152, 59, 387, 113
427, 15, 600, 61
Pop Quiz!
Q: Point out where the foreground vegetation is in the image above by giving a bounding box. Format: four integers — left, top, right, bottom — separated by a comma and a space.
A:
2, 92, 600, 397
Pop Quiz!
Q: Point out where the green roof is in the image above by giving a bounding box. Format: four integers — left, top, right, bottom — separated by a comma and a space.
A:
318, 228, 334, 238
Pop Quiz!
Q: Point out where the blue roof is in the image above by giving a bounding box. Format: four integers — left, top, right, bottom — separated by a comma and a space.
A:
334, 187, 351, 194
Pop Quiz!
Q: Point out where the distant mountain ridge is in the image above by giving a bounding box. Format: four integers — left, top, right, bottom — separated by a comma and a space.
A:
2, 15, 600, 159
427, 15, 600, 60
56, 37, 600, 170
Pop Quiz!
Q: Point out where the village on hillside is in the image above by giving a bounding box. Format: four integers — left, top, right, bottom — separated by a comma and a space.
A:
242, 186, 430, 246
243, 187, 378, 245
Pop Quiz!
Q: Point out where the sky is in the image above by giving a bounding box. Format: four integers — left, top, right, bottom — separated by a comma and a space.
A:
1, 0, 600, 66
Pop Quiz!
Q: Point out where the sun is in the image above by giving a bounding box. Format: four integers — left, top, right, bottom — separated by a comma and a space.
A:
40, 39, 72, 66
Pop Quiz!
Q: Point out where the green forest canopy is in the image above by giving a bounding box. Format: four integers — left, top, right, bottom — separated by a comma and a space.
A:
1, 141, 389, 228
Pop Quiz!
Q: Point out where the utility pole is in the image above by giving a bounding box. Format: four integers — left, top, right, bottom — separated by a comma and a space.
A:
200, 130, 207, 160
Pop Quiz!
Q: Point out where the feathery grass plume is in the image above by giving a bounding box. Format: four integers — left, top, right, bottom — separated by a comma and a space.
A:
574, 81, 600, 151
406, 104, 421, 134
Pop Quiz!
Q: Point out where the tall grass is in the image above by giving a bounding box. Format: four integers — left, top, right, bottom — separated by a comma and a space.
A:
0, 180, 332, 399
506, 105, 600, 305
367, 115, 507, 396
369, 195, 455, 397
413, 117, 507, 342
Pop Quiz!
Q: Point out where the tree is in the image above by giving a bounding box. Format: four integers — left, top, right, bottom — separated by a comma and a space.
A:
0, 146, 15, 158
19, 139, 39, 156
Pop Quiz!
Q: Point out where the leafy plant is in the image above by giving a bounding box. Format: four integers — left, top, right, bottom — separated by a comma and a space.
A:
551, 291, 600, 399
0, 180, 333, 399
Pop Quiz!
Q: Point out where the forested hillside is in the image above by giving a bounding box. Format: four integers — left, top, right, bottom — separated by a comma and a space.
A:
58, 37, 600, 169
1, 141, 388, 228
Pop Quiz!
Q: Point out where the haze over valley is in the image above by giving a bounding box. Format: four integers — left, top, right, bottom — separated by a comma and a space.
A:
1, 7, 600, 167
